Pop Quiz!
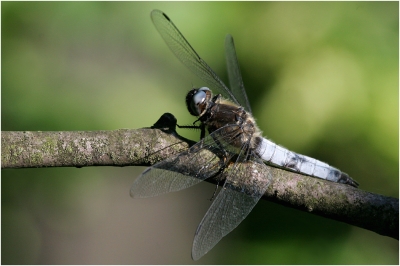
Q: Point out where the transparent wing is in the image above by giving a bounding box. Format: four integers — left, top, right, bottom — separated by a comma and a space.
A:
130, 124, 246, 198
151, 10, 250, 112
192, 157, 272, 260
225, 34, 252, 113
130, 142, 221, 198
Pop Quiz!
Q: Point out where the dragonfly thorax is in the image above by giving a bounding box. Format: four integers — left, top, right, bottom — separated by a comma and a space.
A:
185, 87, 212, 116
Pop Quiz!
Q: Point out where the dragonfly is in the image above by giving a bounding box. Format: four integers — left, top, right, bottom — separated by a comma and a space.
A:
131, 9, 359, 260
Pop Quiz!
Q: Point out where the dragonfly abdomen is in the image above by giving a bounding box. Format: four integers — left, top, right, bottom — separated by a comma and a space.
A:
256, 137, 358, 187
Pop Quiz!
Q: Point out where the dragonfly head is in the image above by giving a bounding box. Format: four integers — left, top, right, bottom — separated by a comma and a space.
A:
186, 87, 212, 117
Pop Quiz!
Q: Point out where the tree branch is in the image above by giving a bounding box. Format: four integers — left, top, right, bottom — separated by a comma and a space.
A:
1, 113, 195, 169
2, 113, 398, 240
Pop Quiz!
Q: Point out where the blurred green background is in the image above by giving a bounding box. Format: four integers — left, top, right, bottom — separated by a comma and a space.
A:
2, 2, 398, 264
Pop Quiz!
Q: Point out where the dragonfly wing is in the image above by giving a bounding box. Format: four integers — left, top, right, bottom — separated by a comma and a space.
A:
225, 34, 252, 113
191, 157, 272, 260
131, 124, 251, 198
150, 9, 241, 106
131, 139, 223, 198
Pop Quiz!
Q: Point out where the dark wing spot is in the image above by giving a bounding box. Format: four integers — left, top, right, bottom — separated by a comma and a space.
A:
162, 12, 171, 21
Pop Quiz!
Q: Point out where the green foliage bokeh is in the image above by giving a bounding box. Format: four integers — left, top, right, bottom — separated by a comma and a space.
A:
2, 2, 398, 264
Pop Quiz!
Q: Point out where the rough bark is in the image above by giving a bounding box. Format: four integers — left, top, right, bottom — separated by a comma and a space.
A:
1, 113, 398, 240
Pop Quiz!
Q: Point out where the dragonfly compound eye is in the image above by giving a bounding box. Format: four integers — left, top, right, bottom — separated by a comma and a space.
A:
186, 87, 211, 116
